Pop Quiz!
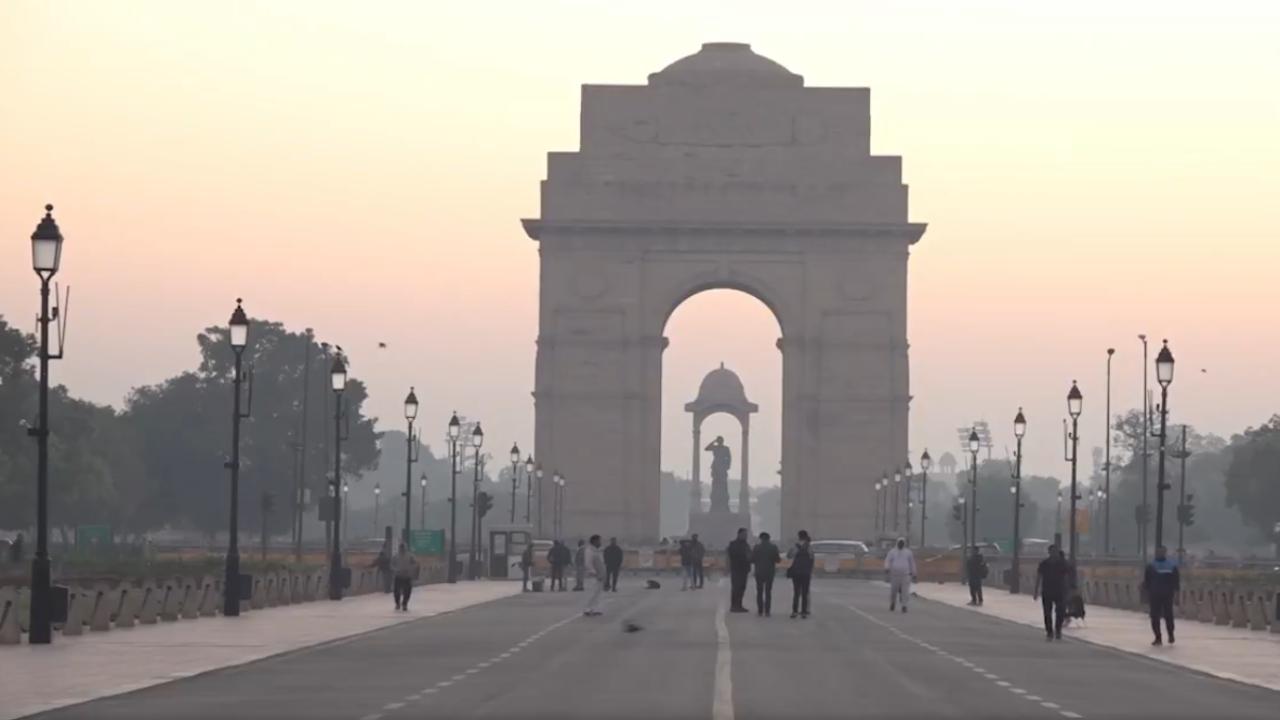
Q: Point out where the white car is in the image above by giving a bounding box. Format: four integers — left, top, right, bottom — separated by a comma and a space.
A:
809, 540, 870, 557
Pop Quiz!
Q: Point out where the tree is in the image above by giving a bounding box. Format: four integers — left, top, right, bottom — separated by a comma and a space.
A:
1224, 416, 1280, 539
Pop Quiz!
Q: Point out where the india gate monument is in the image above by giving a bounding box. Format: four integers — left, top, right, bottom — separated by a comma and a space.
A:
523, 42, 926, 543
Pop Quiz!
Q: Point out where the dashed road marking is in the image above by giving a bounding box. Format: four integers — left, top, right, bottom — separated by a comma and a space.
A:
1041, 702, 1061, 709
1062, 713, 1083, 719
382, 703, 405, 710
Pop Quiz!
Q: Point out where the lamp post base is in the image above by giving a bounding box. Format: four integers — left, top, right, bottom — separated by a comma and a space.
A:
28, 555, 52, 644
223, 551, 241, 617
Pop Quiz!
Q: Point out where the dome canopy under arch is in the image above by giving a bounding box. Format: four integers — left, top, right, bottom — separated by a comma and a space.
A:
685, 362, 759, 417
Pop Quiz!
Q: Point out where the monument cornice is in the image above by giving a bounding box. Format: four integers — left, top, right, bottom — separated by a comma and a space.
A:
523, 218, 926, 244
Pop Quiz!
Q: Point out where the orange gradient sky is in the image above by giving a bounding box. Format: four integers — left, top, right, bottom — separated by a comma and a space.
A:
2, 1, 1278, 483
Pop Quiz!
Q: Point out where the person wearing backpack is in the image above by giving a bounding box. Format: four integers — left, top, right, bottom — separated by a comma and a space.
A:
786, 530, 814, 619
966, 548, 988, 606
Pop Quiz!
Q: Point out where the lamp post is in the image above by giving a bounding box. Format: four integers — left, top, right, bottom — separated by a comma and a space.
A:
1153, 341, 1175, 550
904, 461, 914, 544
402, 388, 419, 544
524, 455, 535, 524
958, 496, 967, 559
880, 473, 888, 537
26, 204, 64, 644
892, 469, 902, 533
1066, 381, 1083, 564
1139, 334, 1150, 564
1171, 426, 1191, 563
535, 464, 545, 536
373, 483, 381, 536
553, 472, 565, 537
920, 450, 932, 548
446, 413, 461, 583
419, 473, 428, 529
1010, 408, 1026, 593
1056, 490, 1063, 543
469, 423, 484, 580
509, 443, 521, 524
873, 480, 883, 534
1105, 347, 1115, 556
328, 355, 348, 600
967, 429, 980, 560
223, 300, 251, 616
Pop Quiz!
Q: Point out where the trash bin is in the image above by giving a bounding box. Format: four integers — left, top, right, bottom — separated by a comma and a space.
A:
531, 579, 545, 593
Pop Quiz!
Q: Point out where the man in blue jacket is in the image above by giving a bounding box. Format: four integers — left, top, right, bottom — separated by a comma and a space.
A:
1144, 544, 1180, 646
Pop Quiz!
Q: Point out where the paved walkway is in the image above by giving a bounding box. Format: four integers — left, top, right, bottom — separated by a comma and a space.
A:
0, 581, 519, 720
914, 581, 1280, 693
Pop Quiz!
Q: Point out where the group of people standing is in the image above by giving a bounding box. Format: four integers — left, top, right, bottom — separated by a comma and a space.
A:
726, 528, 815, 618
527, 537, 625, 597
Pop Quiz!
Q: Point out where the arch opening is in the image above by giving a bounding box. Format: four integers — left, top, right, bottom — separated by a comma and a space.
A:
660, 288, 783, 542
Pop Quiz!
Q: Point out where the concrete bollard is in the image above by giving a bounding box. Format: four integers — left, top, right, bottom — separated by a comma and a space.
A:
199, 581, 219, 616
1196, 593, 1213, 623
1213, 591, 1231, 625
250, 577, 266, 610
115, 587, 141, 628
62, 590, 89, 636
0, 598, 21, 644
180, 583, 200, 619
138, 585, 162, 624
1249, 596, 1269, 631
1271, 591, 1280, 634
1231, 592, 1249, 628
160, 584, 182, 621
90, 589, 116, 631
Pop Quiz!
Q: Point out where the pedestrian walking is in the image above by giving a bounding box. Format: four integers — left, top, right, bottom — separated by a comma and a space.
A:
519, 543, 535, 592
786, 530, 813, 618
1033, 544, 1070, 640
603, 537, 623, 591
548, 540, 568, 591
1143, 544, 1180, 646
573, 539, 586, 591
371, 545, 392, 595
750, 532, 781, 616
583, 535, 607, 616
966, 548, 987, 606
691, 533, 706, 589
391, 543, 419, 611
884, 537, 916, 613
727, 528, 752, 613
679, 539, 695, 590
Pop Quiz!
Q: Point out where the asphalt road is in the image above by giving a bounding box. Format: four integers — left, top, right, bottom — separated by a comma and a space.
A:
28, 578, 1280, 720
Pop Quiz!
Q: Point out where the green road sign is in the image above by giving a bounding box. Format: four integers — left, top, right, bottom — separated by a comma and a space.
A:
76, 525, 112, 551
409, 529, 445, 555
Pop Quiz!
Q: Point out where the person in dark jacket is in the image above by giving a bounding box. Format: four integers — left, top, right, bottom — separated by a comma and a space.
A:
786, 530, 814, 618
548, 540, 570, 591
1033, 544, 1070, 640
750, 532, 781, 616
519, 544, 535, 592
679, 539, 695, 590
966, 549, 988, 606
726, 528, 751, 612
1143, 544, 1180, 645
690, 534, 706, 589
603, 537, 624, 592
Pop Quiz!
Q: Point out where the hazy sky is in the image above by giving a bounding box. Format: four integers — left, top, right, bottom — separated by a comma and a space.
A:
2, 1, 1278, 487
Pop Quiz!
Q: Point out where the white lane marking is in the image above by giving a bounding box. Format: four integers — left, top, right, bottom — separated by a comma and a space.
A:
437, 681, 454, 687
359, 715, 383, 720
405, 694, 421, 701
841, 600, 1086, 720
451, 674, 467, 681
383, 702, 405, 710
421, 688, 439, 694
713, 588, 734, 720
477, 662, 491, 668
499, 652, 512, 658
465, 668, 480, 674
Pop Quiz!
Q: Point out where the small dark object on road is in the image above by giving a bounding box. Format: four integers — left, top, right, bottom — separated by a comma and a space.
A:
623, 622, 643, 633
646, 580, 661, 589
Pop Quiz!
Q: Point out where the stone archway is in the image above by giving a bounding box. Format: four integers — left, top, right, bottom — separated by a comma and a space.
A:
524, 42, 926, 542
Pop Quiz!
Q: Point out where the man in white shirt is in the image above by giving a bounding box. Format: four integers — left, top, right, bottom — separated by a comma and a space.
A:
884, 537, 917, 613
583, 534, 607, 616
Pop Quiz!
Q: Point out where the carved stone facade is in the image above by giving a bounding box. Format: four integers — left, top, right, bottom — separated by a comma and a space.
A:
524, 43, 925, 542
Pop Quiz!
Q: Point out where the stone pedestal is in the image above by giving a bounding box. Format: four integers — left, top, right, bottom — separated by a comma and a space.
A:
688, 510, 751, 549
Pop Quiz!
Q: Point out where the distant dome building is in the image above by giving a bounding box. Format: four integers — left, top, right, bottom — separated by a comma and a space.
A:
649, 42, 803, 87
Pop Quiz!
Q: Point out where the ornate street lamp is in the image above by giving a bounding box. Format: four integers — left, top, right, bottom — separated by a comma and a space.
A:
447, 412, 461, 582
967, 428, 980, 563
509, 443, 521, 524
1153, 341, 1175, 549
919, 450, 932, 548
904, 461, 914, 544
419, 473, 428, 528
327, 355, 348, 600
1066, 381, 1083, 563
469, 422, 484, 579
1105, 347, 1115, 556
223, 300, 253, 616
374, 483, 382, 535
535, 464, 545, 536
26, 205, 65, 644
1010, 408, 1026, 593
524, 455, 535, 524
892, 469, 902, 532
402, 387, 420, 545
873, 480, 883, 534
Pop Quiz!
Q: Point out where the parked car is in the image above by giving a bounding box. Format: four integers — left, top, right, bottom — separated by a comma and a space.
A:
947, 542, 1003, 556
810, 540, 870, 557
